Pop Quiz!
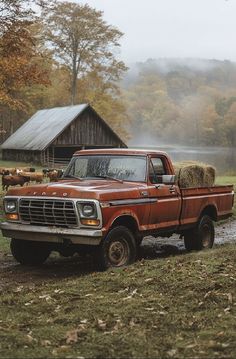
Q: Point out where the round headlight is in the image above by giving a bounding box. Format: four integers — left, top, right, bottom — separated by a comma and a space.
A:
82, 204, 95, 217
5, 201, 17, 213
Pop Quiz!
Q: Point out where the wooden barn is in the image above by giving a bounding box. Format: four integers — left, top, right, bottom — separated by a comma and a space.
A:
1, 104, 127, 165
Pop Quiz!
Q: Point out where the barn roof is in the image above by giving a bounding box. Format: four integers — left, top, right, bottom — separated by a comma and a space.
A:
1, 104, 126, 151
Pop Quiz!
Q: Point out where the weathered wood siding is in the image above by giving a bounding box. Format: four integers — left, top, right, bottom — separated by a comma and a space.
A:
52, 108, 126, 147
2, 149, 42, 163
1, 107, 126, 164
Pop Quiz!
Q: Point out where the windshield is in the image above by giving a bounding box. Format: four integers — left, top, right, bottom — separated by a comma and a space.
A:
63, 155, 147, 182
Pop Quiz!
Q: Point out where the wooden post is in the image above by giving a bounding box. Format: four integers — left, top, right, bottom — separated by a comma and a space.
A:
52, 147, 55, 168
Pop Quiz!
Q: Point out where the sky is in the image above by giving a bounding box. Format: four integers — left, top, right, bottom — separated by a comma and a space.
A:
77, 0, 236, 63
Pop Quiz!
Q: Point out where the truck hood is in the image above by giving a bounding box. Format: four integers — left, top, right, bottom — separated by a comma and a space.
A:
6, 179, 147, 201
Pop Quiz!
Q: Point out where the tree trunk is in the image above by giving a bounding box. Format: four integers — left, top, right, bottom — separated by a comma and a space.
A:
71, 75, 77, 105
71, 58, 77, 105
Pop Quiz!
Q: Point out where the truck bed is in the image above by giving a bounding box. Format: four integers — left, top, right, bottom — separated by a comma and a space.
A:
179, 185, 234, 227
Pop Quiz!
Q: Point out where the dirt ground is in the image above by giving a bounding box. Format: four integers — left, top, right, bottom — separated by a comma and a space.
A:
0, 219, 235, 291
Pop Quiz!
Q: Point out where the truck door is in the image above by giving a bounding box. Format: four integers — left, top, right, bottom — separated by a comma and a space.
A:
147, 156, 181, 230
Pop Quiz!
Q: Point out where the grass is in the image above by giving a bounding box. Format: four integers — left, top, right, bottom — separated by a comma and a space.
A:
0, 244, 236, 358
0, 161, 235, 358
216, 175, 236, 187
215, 176, 236, 217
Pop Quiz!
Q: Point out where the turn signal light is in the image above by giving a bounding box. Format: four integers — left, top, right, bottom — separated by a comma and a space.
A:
81, 219, 100, 226
6, 213, 19, 221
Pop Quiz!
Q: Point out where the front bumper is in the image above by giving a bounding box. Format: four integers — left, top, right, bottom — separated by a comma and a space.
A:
0, 222, 103, 245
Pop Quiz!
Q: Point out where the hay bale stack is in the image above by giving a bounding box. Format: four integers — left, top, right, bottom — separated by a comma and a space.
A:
174, 161, 216, 188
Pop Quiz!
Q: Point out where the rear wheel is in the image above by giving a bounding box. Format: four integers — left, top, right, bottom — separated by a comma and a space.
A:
184, 215, 215, 251
10, 239, 51, 266
95, 226, 137, 270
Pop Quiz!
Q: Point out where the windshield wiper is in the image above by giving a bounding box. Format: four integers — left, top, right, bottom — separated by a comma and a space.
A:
63, 174, 83, 180
88, 175, 123, 183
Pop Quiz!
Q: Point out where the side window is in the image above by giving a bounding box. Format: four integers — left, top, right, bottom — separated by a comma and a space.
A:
149, 157, 166, 184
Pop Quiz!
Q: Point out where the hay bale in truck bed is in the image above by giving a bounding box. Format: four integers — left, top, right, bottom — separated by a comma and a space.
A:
173, 161, 216, 188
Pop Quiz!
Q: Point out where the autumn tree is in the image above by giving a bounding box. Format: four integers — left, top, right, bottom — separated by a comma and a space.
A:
224, 102, 236, 146
43, 1, 127, 105
0, 1, 51, 139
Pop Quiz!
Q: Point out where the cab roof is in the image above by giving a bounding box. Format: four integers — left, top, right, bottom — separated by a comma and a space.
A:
74, 148, 169, 157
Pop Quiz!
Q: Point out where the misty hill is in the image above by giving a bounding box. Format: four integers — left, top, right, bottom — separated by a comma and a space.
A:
122, 58, 236, 147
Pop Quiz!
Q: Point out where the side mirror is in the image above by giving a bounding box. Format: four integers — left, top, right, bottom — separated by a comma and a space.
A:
161, 175, 176, 184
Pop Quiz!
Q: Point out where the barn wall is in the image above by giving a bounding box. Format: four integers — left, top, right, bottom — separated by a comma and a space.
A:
2, 149, 42, 163
52, 108, 126, 147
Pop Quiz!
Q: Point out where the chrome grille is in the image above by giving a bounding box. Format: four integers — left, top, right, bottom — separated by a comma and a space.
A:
19, 199, 78, 227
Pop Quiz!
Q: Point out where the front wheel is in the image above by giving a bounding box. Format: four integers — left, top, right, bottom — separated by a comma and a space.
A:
95, 226, 137, 270
184, 215, 215, 251
10, 239, 51, 266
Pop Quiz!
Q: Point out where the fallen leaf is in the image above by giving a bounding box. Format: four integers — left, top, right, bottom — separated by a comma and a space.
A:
97, 319, 106, 330
186, 343, 197, 349
167, 349, 177, 357
113, 319, 123, 331
26, 334, 34, 343
25, 301, 34, 306
159, 311, 168, 316
65, 329, 79, 344
118, 287, 129, 293
122, 295, 132, 301
41, 339, 51, 347
129, 318, 136, 327
54, 289, 65, 294
14, 286, 24, 293
227, 293, 233, 304
204, 291, 212, 299
144, 278, 154, 283
39, 294, 53, 302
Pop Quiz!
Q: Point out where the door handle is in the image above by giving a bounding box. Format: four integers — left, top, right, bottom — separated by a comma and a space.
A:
140, 190, 148, 197
169, 186, 176, 194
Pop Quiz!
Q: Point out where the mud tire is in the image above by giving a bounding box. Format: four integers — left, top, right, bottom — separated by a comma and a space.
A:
10, 239, 51, 266
184, 215, 215, 251
95, 226, 137, 270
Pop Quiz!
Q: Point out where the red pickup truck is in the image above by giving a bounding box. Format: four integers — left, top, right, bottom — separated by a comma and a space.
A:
1, 149, 234, 270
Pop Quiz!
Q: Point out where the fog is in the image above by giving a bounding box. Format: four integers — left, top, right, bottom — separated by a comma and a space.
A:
78, 0, 236, 63
122, 57, 226, 85
69, 0, 236, 173
129, 141, 236, 174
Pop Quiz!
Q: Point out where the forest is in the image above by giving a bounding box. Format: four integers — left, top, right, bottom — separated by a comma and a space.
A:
1, 0, 236, 148
124, 58, 236, 147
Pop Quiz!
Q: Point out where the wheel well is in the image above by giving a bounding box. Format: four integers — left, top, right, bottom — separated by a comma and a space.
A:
111, 215, 139, 235
201, 205, 217, 221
